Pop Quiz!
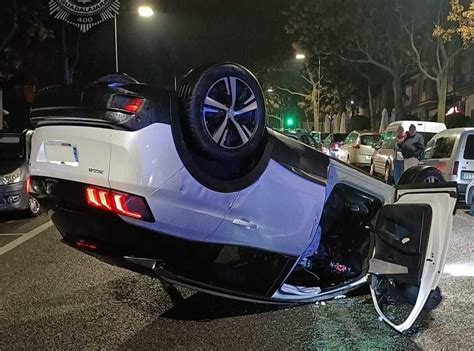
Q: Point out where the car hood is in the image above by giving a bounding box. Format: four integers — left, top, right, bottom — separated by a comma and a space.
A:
0, 160, 25, 176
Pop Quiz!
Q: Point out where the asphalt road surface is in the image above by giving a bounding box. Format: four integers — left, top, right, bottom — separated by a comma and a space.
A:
0, 210, 473, 350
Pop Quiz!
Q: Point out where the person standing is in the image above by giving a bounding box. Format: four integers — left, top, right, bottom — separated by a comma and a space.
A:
401, 124, 425, 170
393, 126, 405, 184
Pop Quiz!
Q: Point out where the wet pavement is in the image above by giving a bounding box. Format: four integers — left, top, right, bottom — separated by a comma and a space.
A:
0, 211, 472, 350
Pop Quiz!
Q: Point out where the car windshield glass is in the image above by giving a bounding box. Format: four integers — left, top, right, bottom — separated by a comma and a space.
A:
464, 135, 474, 160
361, 135, 380, 146
0, 135, 24, 161
431, 136, 456, 159
419, 132, 436, 143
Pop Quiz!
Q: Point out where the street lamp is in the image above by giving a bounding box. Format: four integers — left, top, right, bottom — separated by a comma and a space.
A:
295, 53, 306, 60
138, 6, 154, 17
267, 88, 274, 93
114, 5, 155, 72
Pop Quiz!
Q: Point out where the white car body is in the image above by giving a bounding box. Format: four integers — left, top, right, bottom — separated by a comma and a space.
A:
420, 128, 474, 198
27, 70, 457, 333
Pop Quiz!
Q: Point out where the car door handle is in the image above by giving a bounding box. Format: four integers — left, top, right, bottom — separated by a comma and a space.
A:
232, 219, 258, 229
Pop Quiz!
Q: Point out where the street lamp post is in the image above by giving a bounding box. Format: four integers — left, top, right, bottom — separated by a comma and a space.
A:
114, 5, 154, 73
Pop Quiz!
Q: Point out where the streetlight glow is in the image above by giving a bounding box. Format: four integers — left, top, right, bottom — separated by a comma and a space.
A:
295, 53, 306, 60
267, 88, 274, 93
138, 6, 154, 17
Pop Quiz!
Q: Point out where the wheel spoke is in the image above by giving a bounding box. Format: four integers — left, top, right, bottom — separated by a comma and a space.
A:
229, 118, 249, 144
235, 100, 258, 116
220, 129, 229, 146
203, 107, 220, 114
212, 117, 229, 143
229, 77, 237, 109
205, 97, 228, 111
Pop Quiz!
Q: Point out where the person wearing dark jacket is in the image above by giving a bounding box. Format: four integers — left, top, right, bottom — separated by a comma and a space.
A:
401, 124, 424, 170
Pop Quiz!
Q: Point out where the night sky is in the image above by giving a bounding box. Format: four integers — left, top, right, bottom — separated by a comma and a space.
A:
77, 0, 292, 87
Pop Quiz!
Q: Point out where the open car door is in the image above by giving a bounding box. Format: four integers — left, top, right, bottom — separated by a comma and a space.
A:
368, 183, 457, 332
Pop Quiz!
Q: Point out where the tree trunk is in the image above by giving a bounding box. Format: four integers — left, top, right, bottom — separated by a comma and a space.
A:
392, 75, 404, 120
312, 89, 319, 131
367, 81, 375, 130
436, 70, 448, 123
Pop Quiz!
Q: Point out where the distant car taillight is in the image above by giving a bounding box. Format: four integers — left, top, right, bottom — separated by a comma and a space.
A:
330, 142, 341, 151
26, 176, 31, 193
85, 186, 153, 221
453, 161, 459, 176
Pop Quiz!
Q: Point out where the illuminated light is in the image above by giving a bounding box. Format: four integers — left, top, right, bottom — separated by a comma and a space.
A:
26, 177, 31, 193
350, 100, 355, 104
285, 116, 296, 128
112, 193, 143, 219
124, 97, 144, 113
295, 53, 306, 60
75, 240, 97, 251
138, 6, 154, 17
444, 264, 474, 277
86, 187, 101, 207
267, 88, 274, 93
99, 190, 112, 210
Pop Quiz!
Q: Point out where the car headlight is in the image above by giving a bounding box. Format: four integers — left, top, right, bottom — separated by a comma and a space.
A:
1, 168, 22, 185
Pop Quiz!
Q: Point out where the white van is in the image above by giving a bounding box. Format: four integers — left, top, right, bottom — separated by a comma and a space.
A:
420, 128, 474, 197
370, 121, 447, 182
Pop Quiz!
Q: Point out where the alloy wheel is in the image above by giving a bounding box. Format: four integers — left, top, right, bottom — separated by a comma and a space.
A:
202, 76, 259, 149
28, 196, 41, 215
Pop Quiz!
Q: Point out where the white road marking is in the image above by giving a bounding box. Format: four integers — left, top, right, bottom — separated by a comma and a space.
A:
0, 221, 53, 256
0, 233, 24, 236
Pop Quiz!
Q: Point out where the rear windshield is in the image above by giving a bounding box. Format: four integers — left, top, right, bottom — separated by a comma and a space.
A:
0, 135, 24, 161
464, 135, 474, 160
361, 135, 380, 146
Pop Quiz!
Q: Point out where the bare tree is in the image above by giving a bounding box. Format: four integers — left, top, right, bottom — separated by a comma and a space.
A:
61, 23, 81, 85
406, 0, 472, 122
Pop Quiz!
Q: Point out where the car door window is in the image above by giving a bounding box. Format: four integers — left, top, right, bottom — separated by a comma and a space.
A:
464, 135, 474, 160
382, 132, 394, 149
344, 132, 357, 144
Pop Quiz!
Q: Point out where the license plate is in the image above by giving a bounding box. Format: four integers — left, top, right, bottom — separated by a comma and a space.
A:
462, 172, 474, 180
44, 142, 79, 165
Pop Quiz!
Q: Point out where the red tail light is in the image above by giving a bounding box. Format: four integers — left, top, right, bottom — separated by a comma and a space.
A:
26, 176, 31, 193
330, 142, 340, 151
85, 186, 153, 221
453, 161, 459, 176
124, 98, 144, 113
109, 94, 144, 113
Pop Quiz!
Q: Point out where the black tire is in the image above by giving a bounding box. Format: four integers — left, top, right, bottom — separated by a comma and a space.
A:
398, 166, 445, 185
178, 63, 266, 161
384, 163, 393, 184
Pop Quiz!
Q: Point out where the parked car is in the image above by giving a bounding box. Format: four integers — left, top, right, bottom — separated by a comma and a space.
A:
371, 121, 447, 183
281, 130, 318, 148
338, 131, 380, 168
28, 63, 457, 333
321, 133, 348, 158
0, 131, 41, 216
466, 180, 474, 215
419, 128, 474, 197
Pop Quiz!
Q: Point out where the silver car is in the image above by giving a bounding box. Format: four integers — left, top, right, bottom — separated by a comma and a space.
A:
420, 128, 474, 197
339, 131, 380, 167
0, 131, 41, 216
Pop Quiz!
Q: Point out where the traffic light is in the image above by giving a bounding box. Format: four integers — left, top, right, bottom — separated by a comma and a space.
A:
284, 116, 296, 128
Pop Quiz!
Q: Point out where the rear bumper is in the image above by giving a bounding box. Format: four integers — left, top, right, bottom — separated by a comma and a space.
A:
0, 182, 28, 213
31, 176, 297, 302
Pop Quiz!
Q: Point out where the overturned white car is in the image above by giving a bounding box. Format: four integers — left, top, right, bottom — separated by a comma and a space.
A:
28, 63, 457, 332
